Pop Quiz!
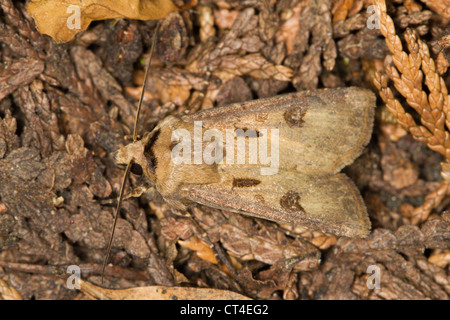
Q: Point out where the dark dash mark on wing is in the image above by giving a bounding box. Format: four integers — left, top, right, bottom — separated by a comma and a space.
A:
233, 178, 261, 188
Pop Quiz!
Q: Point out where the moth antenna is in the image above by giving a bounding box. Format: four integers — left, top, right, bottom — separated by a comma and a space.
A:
101, 23, 159, 283
133, 22, 159, 142
101, 160, 133, 283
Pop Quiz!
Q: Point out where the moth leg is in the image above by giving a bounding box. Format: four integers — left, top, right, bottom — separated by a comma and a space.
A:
123, 184, 151, 200
123, 133, 142, 141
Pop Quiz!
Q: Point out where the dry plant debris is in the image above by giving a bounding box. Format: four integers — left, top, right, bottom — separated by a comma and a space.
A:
78, 278, 251, 300
0, 0, 448, 300
372, 0, 450, 225
27, 0, 179, 42
0, 278, 22, 300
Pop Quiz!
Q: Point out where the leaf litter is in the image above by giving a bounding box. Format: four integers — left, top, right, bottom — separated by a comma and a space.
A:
0, 0, 449, 300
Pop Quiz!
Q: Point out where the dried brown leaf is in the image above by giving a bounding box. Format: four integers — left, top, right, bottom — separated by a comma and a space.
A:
178, 237, 218, 264
0, 278, 23, 300
333, 0, 354, 22
428, 249, 450, 268
79, 279, 251, 300
27, 0, 178, 42
420, 0, 450, 19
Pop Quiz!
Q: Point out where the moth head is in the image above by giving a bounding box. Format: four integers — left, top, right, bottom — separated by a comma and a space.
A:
115, 128, 160, 185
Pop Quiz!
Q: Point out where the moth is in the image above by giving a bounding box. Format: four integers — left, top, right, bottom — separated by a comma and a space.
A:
116, 87, 375, 237
102, 28, 376, 279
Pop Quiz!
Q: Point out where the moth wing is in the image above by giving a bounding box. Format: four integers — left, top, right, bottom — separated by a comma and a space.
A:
182, 87, 375, 175
179, 168, 371, 238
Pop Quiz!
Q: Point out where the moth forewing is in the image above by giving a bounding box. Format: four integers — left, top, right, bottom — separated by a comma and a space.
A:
179, 171, 370, 237
182, 87, 375, 175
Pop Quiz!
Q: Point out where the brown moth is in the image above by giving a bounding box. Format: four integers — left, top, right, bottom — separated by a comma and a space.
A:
100, 21, 376, 283
115, 87, 375, 239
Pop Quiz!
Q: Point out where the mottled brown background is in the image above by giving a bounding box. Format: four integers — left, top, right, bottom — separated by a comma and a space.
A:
0, 0, 449, 299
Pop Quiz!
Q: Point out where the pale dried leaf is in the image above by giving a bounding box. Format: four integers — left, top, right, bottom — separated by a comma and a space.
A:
79, 279, 251, 300
0, 278, 22, 300
27, 0, 178, 42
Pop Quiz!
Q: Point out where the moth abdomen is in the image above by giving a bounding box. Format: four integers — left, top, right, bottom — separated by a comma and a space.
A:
116, 88, 374, 239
